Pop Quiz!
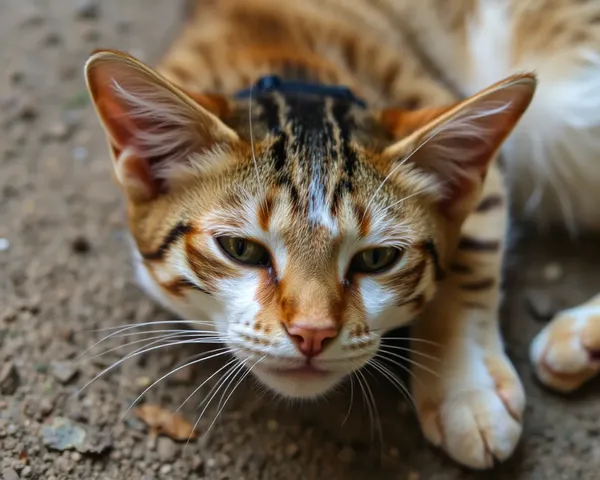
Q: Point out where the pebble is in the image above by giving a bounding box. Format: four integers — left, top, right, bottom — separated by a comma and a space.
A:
71, 235, 91, 254
44, 122, 73, 142
266, 419, 279, 432
0, 238, 10, 252
2, 468, 19, 480
15, 96, 38, 121
21, 466, 32, 478
41, 417, 112, 454
75, 0, 100, 19
191, 455, 204, 472
543, 262, 563, 282
49, 361, 79, 384
71, 146, 89, 162
157, 437, 177, 463
159, 465, 172, 475
44, 31, 61, 46
0, 362, 20, 394
6, 424, 17, 435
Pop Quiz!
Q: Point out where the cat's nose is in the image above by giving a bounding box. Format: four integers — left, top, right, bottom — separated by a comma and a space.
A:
285, 324, 339, 357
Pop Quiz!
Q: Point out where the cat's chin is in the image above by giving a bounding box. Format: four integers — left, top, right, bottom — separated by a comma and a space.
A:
252, 365, 347, 399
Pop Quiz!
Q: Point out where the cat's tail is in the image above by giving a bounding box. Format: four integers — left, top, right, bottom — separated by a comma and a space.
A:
406, 0, 600, 232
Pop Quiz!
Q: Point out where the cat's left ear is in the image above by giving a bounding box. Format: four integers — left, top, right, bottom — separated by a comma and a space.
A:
85, 50, 239, 202
379, 74, 536, 221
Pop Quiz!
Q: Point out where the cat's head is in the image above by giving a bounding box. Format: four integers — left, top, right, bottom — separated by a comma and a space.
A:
85, 50, 535, 398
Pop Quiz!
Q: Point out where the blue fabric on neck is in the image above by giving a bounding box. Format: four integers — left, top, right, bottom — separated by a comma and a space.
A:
234, 75, 367, 108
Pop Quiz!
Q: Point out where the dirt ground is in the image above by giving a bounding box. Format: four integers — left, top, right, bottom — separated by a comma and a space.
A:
1, 1, 600, 479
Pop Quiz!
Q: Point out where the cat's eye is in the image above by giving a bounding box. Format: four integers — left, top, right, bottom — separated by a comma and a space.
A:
216, 236, 271, 267
349, 247, 401, 274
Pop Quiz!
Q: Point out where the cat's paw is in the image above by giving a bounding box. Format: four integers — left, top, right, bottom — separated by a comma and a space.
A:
530, 305, 600, 392
415, 354, 524, 470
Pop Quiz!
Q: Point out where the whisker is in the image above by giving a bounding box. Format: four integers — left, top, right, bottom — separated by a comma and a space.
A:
86, 332, 219, 360
377, 182, 443, 217
175, 355, 241, 413
78, 320, 216, 359
362, 117, 456, 221
377, 347, 439, 378
205, 355, 266, 436
78, 338, 227, 395
368, 358, 417, 416
355, 369, 383, 449
341, 374, 355, 427
375, 353, 436, 403
247, 82, 264, 197
381, 337, 442, 348
120, 347, 233, 421
376, 344, 440, 362
185, 359, 248, 448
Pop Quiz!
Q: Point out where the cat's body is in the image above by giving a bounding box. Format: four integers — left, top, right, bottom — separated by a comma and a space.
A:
85, 0, 600, 470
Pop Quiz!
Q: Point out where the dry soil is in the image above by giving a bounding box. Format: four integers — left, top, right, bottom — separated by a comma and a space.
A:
1, 1, 600, 479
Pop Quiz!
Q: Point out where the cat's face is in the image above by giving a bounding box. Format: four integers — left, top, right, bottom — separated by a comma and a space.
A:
85, 51, 535, 398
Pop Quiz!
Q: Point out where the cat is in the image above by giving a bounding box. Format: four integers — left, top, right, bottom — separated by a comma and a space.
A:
84, 0, 600, 470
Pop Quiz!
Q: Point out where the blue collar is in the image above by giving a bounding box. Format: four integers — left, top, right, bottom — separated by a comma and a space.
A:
234, 75, 367, 109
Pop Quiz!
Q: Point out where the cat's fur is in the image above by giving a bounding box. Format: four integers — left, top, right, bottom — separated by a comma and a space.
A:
84, 0, 600, 470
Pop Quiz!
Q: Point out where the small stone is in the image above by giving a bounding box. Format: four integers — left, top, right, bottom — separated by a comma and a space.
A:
49, 361, 79, 384
206, 458, 217, 468
75, 0, 100, 19
6, 424, 17, 435
542, 262, 563, 282
338, 446, 354, 463
41, 417, 112, 454
21, 466, 33, 478
191, 455, 204, 472
285, 443, 299, 458
0, 362, 19, 394
44, 122, 73, 142
159, 465, 172, 475
135, 376, 152, 388
266, 419, 278, 432
16, 97, 38, 121
2, 468, 19, 480
71, 452, 82, 462
0, 238, 10, 252
71, 146, 88, 162
116, 20, 132, 33
156, 437, 177, 463
40, 398, 54, 416
71, 236, 91, 254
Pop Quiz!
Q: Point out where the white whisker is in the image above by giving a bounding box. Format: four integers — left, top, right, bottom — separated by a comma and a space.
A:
120, 347, 234, 421
378, 347, 439, 378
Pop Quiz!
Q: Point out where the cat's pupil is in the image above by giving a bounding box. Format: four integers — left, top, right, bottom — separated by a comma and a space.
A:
370, 249, 381, 266
234, 239, 246, 257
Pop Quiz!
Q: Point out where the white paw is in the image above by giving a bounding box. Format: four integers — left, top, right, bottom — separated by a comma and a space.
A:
530, 304, 600, 392
415, 354, 524, 469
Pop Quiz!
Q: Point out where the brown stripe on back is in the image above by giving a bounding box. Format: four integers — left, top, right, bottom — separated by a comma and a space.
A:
476, 194, 503, 212
141, 222, 194, 260
450, 263, 472, 274
458, 236, 500, 252
459, 277, 496, 291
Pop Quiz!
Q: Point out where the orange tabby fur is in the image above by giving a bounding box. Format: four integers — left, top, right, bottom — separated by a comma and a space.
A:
84, 0, 600, 470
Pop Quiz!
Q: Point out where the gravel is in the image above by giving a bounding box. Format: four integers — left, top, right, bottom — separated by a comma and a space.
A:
1, 1, 600, 479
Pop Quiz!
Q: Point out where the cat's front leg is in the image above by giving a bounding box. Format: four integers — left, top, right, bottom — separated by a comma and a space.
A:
408, 284, 525, 469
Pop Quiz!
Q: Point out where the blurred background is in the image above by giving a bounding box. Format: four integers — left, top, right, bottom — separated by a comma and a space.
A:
1, 1, 600, 479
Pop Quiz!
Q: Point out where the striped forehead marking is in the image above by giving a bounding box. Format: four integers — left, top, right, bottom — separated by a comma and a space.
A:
254, 92, 359, 227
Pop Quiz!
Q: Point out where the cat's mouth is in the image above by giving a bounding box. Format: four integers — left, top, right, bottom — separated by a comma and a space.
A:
265, 364, 330, 378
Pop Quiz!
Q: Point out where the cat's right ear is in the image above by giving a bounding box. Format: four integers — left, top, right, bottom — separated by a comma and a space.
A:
85, 50, 239, 202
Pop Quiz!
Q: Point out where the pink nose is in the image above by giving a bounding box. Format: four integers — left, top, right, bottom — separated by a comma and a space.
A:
285, 325, 339, 357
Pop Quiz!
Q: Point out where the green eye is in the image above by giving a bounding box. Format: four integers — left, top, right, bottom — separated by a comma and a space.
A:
216, 236, 271, 267
350, 247, 401, 274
